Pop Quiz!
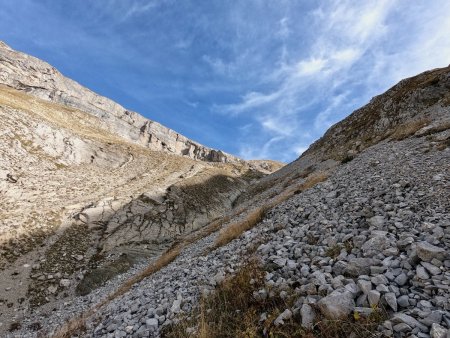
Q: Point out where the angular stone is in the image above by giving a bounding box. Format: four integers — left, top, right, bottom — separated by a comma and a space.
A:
394, 272, 408, 286
354, 307, 374, 317
171, 295, 182, 314
430, 323, 448, 338
317, 290, 355, 320
300, 304, 315, 329
357, 279, 372, 294
422, 311, 442, 327
393, 323, 412, 333
397, 295, 409, 308
416, 242, 446, 262
421, 262, 441, 275
371, 275, 388, 285
416, 266, 430, 280
345, 258, 373, 277
274, 309, 292, 326
368, 290, 380, 307
392, 313, 428, 332
59, 279, 71, 287
145, 318, 158, 332
367, 216, 385, 228
384, 293, 397, 311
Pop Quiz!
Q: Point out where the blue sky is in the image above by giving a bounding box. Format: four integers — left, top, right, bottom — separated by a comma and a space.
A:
1, 1, 450, 162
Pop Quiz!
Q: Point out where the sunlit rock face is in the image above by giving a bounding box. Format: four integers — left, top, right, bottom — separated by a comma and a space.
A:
0, 41, 240, 163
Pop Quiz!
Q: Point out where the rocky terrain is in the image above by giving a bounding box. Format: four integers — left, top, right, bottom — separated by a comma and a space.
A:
0, 42, 283, 336
0, 42, 449, 338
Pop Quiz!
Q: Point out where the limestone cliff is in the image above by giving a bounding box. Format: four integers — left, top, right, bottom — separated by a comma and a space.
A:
0, 41, 239, 163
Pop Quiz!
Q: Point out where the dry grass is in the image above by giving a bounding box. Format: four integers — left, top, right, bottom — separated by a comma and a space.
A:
419, 120, 450, 137
214, 206, 268, 249
390, 118, 430, 141
163, 261, 385, 338
212, 171, 329, 250
162, 260, 296, 338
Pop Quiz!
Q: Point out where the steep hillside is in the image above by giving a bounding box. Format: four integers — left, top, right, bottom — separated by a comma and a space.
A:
17, 66, 447, 338
0, 44, 283, 337
0, 41, 239, 162
1, 43, 448, 338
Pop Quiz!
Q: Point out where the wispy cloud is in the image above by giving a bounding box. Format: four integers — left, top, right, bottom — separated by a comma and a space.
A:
218, 0, 450, 160
2, 1, 449, 162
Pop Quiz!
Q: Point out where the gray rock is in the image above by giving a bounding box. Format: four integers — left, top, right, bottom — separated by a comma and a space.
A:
395, 272, 408, 286
416, 242, 447, 262
430, 323, 448, 338
345, 258, 373, 277
397, 295, 410, 308
357, 279, 372, 294
317, 290, 355, 320
59, 279, 71, 287
273, 257, 287, 268
354, 307, 374, 317
371, 275, 389, 285
171, 295, 182, 314
274, 309, 292, 326
368, 216, 385, 228
421, 262, 441, 275
392, 313, 428, 332
384, 293, 398, 311
300, 304, 315, 329
422, 311, 442, 327
368, 290, 381, 307
145, 318, 158, 331
393, 323, 412, 333
416, 266, 430, 280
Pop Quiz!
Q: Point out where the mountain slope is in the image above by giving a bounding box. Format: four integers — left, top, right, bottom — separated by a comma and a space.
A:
33, 66, 448, 338
1, 44, 448, 338
0, 44, 283, 336
0, 41, 238, 162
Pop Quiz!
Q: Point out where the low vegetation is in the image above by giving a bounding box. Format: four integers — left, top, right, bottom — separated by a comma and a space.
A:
163, 260, 386, 338
389, 118, 430, 141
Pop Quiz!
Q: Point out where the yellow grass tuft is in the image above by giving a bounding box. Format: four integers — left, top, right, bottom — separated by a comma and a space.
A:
390, 118, 430, 141
212, 171, 329, 250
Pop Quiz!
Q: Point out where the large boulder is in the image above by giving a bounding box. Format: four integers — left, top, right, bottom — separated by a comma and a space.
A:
416, 241, 447, 262
317, 290, 355, 320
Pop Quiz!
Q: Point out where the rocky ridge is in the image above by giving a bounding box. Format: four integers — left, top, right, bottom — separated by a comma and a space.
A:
0, 41, 238, 163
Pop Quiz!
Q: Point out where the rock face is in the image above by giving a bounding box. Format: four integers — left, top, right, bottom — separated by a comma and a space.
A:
0, 41, 239, 163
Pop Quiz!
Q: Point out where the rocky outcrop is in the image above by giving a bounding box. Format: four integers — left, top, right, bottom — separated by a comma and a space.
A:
0, 41, 239, 163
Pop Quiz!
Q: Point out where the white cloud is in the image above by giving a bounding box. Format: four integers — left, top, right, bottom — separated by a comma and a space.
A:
223, 90, 281, 115
228, 2, 394, 159
296, 57, 327, 76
